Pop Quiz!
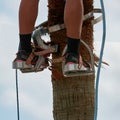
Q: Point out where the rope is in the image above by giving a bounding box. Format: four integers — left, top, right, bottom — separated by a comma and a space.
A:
94, 0, 106, 120
15, 69, 20, 120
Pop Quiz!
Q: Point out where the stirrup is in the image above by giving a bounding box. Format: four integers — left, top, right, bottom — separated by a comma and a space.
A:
62, 62, 93, 77
13, 60, 34, 69
12, 53, 49, 73
12, 26, 58, 73
20, 56, 48, 73
62, 40, 95, 77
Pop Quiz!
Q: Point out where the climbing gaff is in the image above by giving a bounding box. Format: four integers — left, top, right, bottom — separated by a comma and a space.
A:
12, 26, 58, 73
62, 40, 95, 77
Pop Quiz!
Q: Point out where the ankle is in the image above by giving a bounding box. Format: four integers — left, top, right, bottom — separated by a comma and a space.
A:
18, 33, 32, 53
67, 37, 80, 56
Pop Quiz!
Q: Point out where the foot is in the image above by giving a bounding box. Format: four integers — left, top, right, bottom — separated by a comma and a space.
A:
13, 50, 33, 69
14, 50, 31, 62
13, 50, 49, 71
65, 53, 79, 64
64, 53, 89, 72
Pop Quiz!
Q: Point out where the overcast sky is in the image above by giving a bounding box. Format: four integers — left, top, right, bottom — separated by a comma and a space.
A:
0, 0, 120, 120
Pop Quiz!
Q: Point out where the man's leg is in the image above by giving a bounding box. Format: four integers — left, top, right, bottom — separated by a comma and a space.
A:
19, 0, 39, 34
64, 0, 83, 39
18, 0, 39, 54
64, 0, 84, 63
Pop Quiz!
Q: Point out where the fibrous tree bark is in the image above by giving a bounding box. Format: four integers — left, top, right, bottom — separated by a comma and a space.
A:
48, 0, 95, 120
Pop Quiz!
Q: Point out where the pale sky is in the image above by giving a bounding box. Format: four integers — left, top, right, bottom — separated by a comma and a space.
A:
0, 0, 120, 120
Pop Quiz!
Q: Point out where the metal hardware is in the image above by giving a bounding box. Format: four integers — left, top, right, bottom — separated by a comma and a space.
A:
12, 27, 58, 73
62, 40, 95, 77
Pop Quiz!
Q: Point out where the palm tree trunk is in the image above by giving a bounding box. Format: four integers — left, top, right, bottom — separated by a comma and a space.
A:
48, 0, 95, 120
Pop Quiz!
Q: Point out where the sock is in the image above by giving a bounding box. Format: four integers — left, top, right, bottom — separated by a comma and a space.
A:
18, 33, 32, 53
67, 37, 80, 56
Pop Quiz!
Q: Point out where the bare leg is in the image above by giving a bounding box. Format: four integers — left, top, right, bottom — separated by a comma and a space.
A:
17, 0, 39, 54
13, 0, 40, 67
19, 0, 39, 34
64, 0, 84, 39
64, 0, 84, 65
